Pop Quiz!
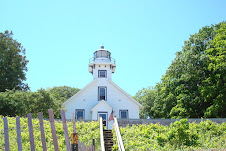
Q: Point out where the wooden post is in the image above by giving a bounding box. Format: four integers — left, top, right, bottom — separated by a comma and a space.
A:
72, 113, 76, 133
71, 112, 78, 151
39, 112, 47, 151
4, 117, 9, 151
48, 109, 59, 151
16, 117, 22, 151
61, 110, 71, 151
71, 133, 78, 151
92, 139, 95, 151
28, 113, 35, 151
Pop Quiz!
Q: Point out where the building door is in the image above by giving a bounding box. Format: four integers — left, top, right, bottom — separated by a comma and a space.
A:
98, 112, 108, 129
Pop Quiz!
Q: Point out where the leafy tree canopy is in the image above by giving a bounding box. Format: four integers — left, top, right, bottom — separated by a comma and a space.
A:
0, 86, 80, 118
135, 22, 226, 119
47, 86, 80, 104
0, 30, 29, 92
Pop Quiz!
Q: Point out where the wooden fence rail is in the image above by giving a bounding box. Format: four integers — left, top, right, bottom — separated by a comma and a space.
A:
1, 109, 95, 151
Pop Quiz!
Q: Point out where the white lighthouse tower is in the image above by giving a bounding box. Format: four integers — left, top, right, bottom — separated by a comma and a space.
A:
63, 46, 142, 129
88, 46, 116, 80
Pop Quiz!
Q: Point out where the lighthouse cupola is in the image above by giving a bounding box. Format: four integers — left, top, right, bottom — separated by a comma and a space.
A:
88, 46, 116, 80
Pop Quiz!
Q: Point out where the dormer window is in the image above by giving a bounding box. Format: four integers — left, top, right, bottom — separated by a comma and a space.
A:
98, 70, 107, 78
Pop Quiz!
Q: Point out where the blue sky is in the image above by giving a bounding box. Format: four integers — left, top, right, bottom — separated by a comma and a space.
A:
1, 0, 226, 96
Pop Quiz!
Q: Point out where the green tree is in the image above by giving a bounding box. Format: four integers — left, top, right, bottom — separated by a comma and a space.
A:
134, 88, 156, 118
0, 30, 29, 92
203, 22, 226, 117
0, 89, 57, 118
47, 86, 80, 118
47, 86, 80, 104
0, 86, 79, 118
136, 22, 226, 118
164, 22, 225, 118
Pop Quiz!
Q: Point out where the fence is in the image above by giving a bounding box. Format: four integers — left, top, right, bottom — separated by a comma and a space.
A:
117, 118, 226, 127
2, 109, 95, 151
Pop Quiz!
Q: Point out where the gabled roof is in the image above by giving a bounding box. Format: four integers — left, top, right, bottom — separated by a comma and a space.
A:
62, 79, 142, 108
91, 100, 113, 112
62, 79, 97, 106
108, 80, 142, 108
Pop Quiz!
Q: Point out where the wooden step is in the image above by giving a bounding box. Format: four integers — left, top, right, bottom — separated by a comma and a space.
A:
104, 132, 113, 134
105, 141, 113, 143
104, 135, 113, 138
105, 143, 113, 145
104, 134, 113, 136
103, 129, 113, 151
104, 131, 113, 134
104, 129, 112, 132
104, 133, 113, 136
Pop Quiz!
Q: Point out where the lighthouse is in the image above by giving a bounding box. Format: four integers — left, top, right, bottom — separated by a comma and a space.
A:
63, 46, 142, 129
88, 46, 116, 80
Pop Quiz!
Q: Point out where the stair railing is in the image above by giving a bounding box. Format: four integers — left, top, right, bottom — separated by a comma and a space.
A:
99, 116, 105, 151
113, 116, 125, 151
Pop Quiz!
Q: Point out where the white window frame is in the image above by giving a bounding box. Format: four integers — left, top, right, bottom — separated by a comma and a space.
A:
98, 86, 107, 101
98, 70, 107, 78
119, 110, 128, 119
76, 109, 85, 120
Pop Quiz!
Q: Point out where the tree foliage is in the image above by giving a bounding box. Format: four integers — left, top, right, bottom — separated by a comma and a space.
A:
0, 30, 29, 92
0, 86, 80, 118
47, 86, 80, 118
112, 119, 226, 150
136, 22, 226, 118
0, 89, 56, 118
47, 86, 80, 104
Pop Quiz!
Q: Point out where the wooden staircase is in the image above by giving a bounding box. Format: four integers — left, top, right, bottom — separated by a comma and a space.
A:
104, 129, 113, 151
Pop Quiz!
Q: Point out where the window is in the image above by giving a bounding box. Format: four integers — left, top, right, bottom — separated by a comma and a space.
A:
94, 50, 111, 58
76, 109, 85, 120
119, 110, 128, 119
98, 70, 107, 78
98, 112, 108, 128
98, 87, 107, 101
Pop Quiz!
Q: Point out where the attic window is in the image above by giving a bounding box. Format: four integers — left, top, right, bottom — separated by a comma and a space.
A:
98, 87, 107, 101
98, 70, 107, 78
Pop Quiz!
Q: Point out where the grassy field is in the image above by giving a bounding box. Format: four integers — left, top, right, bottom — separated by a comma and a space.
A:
1, 117, 226, 151
0, 116, 100, 150
112, 119, 226, 150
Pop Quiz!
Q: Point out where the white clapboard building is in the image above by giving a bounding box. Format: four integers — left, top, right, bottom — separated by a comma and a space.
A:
63, 46, 142, 129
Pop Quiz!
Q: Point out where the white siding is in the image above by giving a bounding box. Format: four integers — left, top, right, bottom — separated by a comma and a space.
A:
92, 64, 112, 80
64, 80, 140, 121
63, 54, 141, 129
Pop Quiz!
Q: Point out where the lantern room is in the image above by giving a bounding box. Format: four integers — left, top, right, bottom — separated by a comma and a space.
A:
94, 45, 111, 59
88, 46, 116, 78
